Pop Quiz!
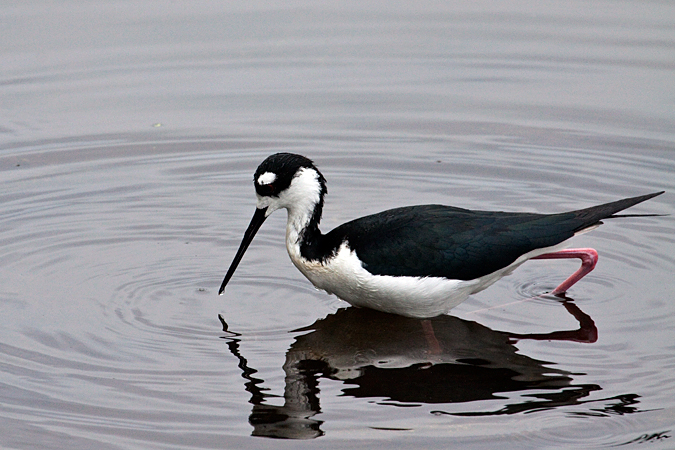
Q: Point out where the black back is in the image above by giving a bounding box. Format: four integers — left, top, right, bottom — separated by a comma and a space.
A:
310, 192, 663, 281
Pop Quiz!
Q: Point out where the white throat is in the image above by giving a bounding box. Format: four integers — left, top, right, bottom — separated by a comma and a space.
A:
284, 168, 323, 271
285, 167, 323, 237
256, 167, 324, 258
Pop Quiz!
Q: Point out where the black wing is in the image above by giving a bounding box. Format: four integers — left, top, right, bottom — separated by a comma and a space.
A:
323, 192, 663, 281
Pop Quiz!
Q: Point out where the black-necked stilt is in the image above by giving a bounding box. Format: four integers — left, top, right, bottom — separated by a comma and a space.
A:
219, 153, 663, 318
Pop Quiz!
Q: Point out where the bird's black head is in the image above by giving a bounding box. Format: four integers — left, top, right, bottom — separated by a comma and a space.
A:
218, 153, 327, 295
253, 153, 326, 199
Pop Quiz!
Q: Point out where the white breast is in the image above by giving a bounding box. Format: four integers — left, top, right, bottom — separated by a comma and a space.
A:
286, 240, 471, 318
286, 236, 570, 318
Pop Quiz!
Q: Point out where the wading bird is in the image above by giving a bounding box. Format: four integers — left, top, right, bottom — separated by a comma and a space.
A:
219, 153, 662, 318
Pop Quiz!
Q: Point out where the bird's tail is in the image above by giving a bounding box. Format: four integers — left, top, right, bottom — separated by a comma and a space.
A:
571, 191, 664, 225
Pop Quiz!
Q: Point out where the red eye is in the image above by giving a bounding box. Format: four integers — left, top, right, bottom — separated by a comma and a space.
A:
259, 183, 275, 195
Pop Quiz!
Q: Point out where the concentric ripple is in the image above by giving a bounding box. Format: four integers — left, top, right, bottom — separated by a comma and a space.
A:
2, 3, 675, 446
1, 131, 672, 448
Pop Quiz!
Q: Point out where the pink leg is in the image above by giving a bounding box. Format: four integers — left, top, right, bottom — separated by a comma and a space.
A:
420, 319, 442, 355
532, 248, 599, 295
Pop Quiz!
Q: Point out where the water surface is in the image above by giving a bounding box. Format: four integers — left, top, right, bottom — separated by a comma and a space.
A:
1, 1, 674, 449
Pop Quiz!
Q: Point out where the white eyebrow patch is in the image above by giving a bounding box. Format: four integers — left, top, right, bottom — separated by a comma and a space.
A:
257, 172, 277, 185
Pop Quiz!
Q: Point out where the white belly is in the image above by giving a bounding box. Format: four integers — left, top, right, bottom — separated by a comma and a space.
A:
286, 239, 570, 318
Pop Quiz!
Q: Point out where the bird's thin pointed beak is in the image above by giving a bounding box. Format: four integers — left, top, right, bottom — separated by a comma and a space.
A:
219, 207, 268, 295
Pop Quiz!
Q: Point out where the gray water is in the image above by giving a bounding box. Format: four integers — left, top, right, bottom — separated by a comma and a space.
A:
1, 2, 674, 448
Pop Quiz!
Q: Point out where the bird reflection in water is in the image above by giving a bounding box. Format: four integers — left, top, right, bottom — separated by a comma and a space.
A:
219, 298, 642, 439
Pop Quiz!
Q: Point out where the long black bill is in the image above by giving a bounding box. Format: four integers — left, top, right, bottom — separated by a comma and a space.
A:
219, 207, 268, 295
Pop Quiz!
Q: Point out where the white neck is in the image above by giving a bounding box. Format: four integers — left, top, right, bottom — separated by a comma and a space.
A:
255, 167, 323, 254
284, 167, 322, 239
